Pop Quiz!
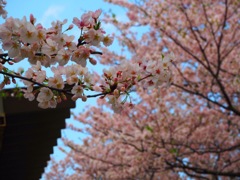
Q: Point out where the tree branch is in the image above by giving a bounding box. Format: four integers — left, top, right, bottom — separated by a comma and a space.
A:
172, 83, 240, 116
166, 158, 240, 178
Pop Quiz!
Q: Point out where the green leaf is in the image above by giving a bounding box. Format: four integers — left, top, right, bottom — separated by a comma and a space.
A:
94, 21, 101, 30
161, 54, 165, 59
145, 125, 153, 133
169, 148, 179, 155
0, 91, 7, 98
112, 13, 116, 18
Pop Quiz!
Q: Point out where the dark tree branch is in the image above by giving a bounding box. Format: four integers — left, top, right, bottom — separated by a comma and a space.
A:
180, 0, 212, 71
0, 70, 73, 94
172, 83, 240, 116
215, 0, 228, 77
166, 158, 240, 178
0, 70, 109, 99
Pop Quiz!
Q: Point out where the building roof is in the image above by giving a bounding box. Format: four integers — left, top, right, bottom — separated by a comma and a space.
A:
0, 93, 75, 180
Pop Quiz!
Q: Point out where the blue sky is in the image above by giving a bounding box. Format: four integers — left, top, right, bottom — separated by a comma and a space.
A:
2, 0, 127, 178
5, 0, 122, 20
4, 0, 127, 32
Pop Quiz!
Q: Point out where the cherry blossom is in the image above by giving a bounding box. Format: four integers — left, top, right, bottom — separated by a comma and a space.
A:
0, 6, 172, 110
43, 0, 240, 179
0, 0, 7, 19
36, 87, 56, 108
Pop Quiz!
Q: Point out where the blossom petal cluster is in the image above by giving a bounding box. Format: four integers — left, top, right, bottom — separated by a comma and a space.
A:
0, 6, 173, 110
43, 0, 240, 179
21, 62, 93, 108
0, 9, 113, 67
0, 0, 7, 19
95, 53, 173, 112
18, 51, 173, 109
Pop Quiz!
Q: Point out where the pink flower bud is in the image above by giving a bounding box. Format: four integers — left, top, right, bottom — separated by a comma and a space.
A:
121, 86, 126, 92
81, 96, 87, 102
57, 96, 62, 103
92, 9, 102, 19
30, 14, 36, 24
117, 71, 122, 77
61, 93, 67, 101
68, 24, 74, 30
89, 57, 97, 65
12, 78, 16, 84
8, 61, 14, 65
114, 77, 118, 83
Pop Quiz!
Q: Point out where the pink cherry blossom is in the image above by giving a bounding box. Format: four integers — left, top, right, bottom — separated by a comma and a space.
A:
34, 70, 46, 83
56, 49, 71, 66
36, 87, 57, 109
48, 75, 64, 89
37, 87, 53, 102
71, 85, 83, 100
22, 87, 35, 101
41, 39, 59, 56
84, 29, 103, 46
0, 0, 7, 19
2, 40, 21, 57
72, 11, 93, 29
42, 0, 240, 179
102, 35, 114, 46
92, 9, 102, 19
71, 46, 90, 67
19, 20, 38, 44
0, 5, 174, 113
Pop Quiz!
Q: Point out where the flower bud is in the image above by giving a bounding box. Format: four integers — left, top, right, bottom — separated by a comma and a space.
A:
57, 96, 62, 103
12, 78, 16, 84
61, 93, 67, 101
89, 57, 97, 65
8, 61, 14, 65
120, 86, 126, 92
30, 14, 36, 24
113, 89, 119, 97
81, 95, 87, 102
68, 24, 74, 30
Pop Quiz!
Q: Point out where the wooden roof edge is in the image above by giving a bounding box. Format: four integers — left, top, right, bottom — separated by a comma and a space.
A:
0, 88, 76, 114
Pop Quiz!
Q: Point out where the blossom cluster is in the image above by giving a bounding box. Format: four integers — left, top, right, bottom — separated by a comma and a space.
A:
0, 9, 113, 67
20, 61, 93, 108
0, 6, 174, 110
0, 9, 114, 108
0, 0, 7, 19
18, 51, 172, 109
94, 53, 174, 112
